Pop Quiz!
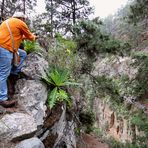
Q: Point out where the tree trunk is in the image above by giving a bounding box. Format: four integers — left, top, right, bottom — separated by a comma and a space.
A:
50, 0, 53, 38
1, 0, 5, 21
23, 0, 26, 14
72, 0, 76, 24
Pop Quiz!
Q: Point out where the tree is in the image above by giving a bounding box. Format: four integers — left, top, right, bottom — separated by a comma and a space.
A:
73, 18, 130, 64
32, 13, 53, 37
102, 0, 148, 47
0, 0, 37, 20
128, 0, 148, 24
44, 0, 93, 36
0, 0, 16, 20
0, 0, 5, 21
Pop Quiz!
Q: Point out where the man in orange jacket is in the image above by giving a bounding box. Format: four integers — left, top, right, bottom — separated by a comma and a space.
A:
0, 12, 37, 108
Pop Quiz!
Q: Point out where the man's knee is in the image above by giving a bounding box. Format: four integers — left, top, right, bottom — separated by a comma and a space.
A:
18, 49, 27, 59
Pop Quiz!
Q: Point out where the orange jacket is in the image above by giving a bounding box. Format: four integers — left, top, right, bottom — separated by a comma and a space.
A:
0, 17, 35, 52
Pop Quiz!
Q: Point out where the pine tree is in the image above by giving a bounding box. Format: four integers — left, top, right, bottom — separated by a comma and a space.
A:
0, 0, 37, 20
128, 0, 148, 24
44, 0, 93, 36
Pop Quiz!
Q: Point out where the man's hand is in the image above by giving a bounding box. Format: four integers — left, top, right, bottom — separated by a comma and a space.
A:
35, 35, 39, 40
33, 33, 39, 40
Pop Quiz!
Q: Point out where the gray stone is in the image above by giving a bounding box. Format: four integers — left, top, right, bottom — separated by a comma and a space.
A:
0, 105, 6, 114
0, 113, 37, 140
21, 53, 48, 80
51, 104, 76, 148
15, 80, 47, 126
16, 137, 45, 148
92, 56, 137, 79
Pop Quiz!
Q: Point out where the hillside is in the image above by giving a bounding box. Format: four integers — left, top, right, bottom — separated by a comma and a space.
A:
0, 0, 147, 147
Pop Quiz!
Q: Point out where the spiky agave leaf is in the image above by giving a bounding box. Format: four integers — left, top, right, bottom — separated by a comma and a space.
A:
63, 81, 81, 86
50, 69, 69, 86
48, 87, 58, 109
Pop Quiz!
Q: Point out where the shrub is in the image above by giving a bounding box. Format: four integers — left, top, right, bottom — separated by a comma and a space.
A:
47, 34, 81, 79
23, 40, 41, 54
73, 19, 131, 59
42, 67, 80, 109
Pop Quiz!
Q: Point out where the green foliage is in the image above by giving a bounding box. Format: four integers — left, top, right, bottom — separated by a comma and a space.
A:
108, 138, 139, 148
102, 39, 131, 56
128, 0, 148, 24
73, 19, 131, 60
131, 51, 148, 97
55, 33, 77, 51
47, 87, 58, 109
79, 109, 95, 133
131, 110, 148, 132
80, 58, 94, 74
23, 40, 41, 54
45, 68, 70, 87
130, 110, 148, 147
42, 67, 79, 109
131, 51, 148, 60
84, 63, 147, 146
48, 34, 81, 79
95, 75, 120, 99
102, 1, 147, 48
94, 75, 133, 118
44, 0, 93, 36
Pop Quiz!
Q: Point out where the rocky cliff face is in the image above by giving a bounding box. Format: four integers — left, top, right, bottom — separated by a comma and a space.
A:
93, 98, 143, 143
91, 53, 148, 146
0, 53, 77, 148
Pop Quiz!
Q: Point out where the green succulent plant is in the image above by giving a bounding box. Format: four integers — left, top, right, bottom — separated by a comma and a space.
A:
42, 67, 79, 109
23, 40, 40, 54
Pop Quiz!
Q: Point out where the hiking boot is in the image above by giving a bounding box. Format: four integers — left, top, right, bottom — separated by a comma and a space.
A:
0, 100, 17, 108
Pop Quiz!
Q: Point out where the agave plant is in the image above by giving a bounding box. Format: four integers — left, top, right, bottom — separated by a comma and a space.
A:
23, 40, 40, 54
42, 67, 79, 109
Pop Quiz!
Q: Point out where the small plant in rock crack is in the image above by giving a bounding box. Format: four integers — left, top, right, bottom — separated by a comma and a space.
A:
42, 67, 80, 109
23, 40, 40, 54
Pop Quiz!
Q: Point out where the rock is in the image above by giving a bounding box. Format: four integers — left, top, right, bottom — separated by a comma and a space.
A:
16, 137, 45, 148
0, 105, 6, 114
92, 56, 137, 79
42, 104, 76, 148
52, 105, 76, 148
21, 53, 48, 80
0, 113, 37, 141
15, 79, 47, 126
93, 98, 134, 143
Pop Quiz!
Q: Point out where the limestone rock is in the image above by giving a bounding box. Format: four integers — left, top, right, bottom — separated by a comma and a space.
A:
51, 105, 76, 148
42, 104, 76, 148
21, 53, 48, 79
0, 113, 37, 141
15, 79, 47, 126
93, 98, 134, 143
16, 137, 45, 148
92, 56, 137, 79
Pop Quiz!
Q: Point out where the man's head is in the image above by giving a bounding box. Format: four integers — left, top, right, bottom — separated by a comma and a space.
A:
12, 12, 26, 22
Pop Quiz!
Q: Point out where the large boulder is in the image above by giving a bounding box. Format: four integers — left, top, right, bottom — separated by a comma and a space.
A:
0, 113, 37, 141
41, 104, 77, 148
0, 52, 78, 148
15, 79, 47, 126
21, 53, 48, 79
16, 137, 45, 148
0, 53, 48, 147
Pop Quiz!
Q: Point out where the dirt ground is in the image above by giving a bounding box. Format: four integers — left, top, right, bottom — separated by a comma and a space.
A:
77, 133, 109, 148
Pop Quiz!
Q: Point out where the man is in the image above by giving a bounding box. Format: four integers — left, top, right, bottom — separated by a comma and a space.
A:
0, 12, 37, 108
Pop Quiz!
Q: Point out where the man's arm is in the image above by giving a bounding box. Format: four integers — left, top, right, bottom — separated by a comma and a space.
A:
19, 20, 37, 41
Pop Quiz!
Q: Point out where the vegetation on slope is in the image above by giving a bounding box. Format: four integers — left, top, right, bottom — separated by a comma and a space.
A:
0, 0, 147, 147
